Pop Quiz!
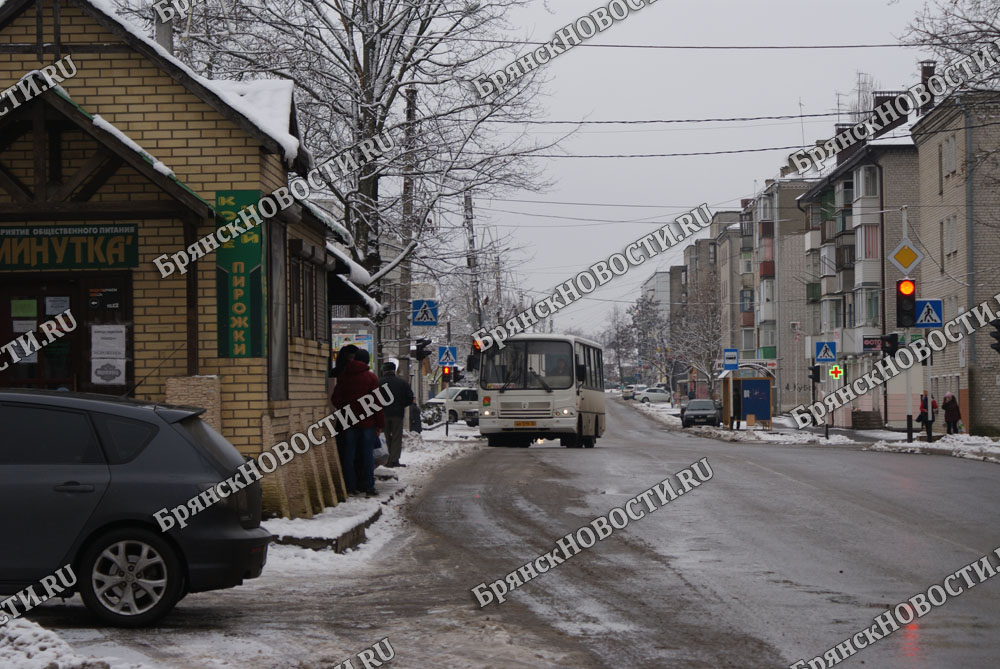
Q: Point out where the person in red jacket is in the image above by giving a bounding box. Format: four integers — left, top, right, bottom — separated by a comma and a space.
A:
331, 351, 385, 497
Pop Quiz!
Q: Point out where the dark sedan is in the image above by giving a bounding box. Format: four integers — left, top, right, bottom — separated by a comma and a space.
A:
681, 399, 722, 428
0, 389, 271, 627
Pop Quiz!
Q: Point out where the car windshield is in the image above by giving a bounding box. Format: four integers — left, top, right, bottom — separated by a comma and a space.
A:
688, 400, 716, 410
433, 387, 461, 400
481, 340, 575, 390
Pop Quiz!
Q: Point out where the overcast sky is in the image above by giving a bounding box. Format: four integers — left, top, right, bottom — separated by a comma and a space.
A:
471, 0, 932, 337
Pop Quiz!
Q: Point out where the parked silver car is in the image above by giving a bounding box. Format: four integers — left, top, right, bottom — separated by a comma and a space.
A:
635, 387, 671, 404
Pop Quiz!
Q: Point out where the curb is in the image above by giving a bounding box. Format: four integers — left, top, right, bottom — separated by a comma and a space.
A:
271, 483, 408, 553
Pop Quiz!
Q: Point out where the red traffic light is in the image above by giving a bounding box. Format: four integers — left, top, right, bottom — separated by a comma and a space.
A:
442, 366, 451, 375
472, 339, 482, 352
898, 279, 916, 296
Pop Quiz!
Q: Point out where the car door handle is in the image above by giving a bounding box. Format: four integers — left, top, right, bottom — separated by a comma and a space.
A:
54, 482, 95, 493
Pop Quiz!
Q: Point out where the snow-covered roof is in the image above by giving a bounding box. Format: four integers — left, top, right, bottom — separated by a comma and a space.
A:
303, 200, 353, 245
326, 241, 373, 286
869, 116, 917, 147
341, 277, 383, 316
92, 114, 174, 178
0, 0, 307, 167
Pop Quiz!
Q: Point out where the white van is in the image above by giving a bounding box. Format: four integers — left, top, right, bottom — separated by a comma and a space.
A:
427, 386, 479, 423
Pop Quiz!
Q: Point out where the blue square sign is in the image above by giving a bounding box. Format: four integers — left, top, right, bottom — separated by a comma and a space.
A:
815, 341, 837, 362
411, 300, 438, 326
914, 299, 943, 328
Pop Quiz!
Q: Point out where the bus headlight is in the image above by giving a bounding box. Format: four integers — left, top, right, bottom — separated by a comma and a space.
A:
556, 408, 575, 416
482, 409, 492, 417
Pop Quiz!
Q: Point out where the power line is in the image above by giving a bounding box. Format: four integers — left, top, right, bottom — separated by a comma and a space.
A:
481, 111, 862, 125
387, 33, 908, 50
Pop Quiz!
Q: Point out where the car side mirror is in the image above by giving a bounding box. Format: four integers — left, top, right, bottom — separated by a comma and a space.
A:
576, 364, 586, 383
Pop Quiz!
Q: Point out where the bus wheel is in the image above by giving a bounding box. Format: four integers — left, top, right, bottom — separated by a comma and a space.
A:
582, 436, 596, 448
516, 439, 531, 448
487, 435, 501, 447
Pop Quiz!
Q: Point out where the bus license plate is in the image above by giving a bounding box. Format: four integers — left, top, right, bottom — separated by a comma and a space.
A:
514, 421, 536, 427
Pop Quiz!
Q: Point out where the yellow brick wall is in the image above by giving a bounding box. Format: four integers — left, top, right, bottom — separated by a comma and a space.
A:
0, 3, 342, 516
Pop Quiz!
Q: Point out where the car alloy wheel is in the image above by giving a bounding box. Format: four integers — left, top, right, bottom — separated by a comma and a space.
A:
80, 528, 182, 627
641, 398, 650, 404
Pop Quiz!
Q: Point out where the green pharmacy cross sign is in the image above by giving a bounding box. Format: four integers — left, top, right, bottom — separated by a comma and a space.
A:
829, 365, 843, 380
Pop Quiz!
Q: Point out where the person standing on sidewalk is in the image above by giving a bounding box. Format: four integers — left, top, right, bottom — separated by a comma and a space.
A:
331, 350, 385, 497
918, 390, 938, 443
943, 392, 961, 434
330, 344, 360, 493
379, 361, 415, 467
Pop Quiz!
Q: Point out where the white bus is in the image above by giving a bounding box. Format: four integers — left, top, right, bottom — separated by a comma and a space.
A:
478, 333, 606, 448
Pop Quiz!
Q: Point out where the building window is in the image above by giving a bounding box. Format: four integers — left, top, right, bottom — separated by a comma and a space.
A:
741, 251, 753, 275
854, 287, 880, 327
760, 327, 776, 347
739, 289, 753, 313
741, 329, 755, 351
857, 224, 879, 260
760, 236, 774, 262
945, 135, 958, 174
289, 255, 325, 341
854, 166, 878, 198
938, 143, 944, 195
709, 243, 716, 264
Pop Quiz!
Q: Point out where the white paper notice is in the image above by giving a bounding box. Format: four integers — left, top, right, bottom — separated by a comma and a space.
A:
92, 359, 126, 385
45, 296, 70, 315
91, 324, 126, 359
11, 319, 37, 363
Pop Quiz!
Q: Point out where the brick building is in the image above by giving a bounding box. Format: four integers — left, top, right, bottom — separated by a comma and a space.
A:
0, 0, 379, 516
912, 91, 1000, 435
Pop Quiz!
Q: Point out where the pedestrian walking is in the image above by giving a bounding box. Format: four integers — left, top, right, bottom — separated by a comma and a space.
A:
380, 360, 414, 467
331, 348, 385, 498
918, 390, 938, 442
943, 392, 961, 435
330, 344, 359, 494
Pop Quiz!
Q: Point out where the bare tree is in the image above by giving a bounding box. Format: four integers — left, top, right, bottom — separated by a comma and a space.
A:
602, 305, 635, 386
670, 279, 722, 398
115, 0, 564, 270
626, 294, 670, 385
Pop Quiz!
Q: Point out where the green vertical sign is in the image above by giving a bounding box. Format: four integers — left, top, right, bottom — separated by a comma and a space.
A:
216, 190, 265, 357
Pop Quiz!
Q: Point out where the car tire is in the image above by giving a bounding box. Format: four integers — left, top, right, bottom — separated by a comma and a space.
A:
641, 398, 650, 404
448, 410, 458, 423
78, 527, 183, 628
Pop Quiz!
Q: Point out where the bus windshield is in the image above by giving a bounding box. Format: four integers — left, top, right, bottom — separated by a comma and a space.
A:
481, 340, 575, 391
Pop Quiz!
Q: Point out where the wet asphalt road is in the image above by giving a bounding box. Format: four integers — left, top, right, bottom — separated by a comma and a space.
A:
39, 398, 1000, 668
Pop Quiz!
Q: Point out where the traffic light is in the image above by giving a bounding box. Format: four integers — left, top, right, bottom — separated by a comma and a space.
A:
809, 365, 820, 383
442, 366, 451, 382
882, 333, 900, 357
452, 368, 465, 383
991, 319, 1000, 355
467, 338, 482, 372
896, 279, 917, 327
414, 337, 432, 361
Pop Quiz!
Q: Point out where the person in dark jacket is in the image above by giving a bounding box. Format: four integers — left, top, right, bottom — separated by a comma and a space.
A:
918, 390, 937, 442
330, 345, 359, 493
379, 361, 414, 467
331, 349, 386, 497
730, 380, 742, 430
942, 392, 961, 434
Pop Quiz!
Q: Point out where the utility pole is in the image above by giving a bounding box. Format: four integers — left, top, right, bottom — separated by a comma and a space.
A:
494, 255, 502, 324
903, 206, 914, 443
464, 192, 483, 330
399, 87, 417, 385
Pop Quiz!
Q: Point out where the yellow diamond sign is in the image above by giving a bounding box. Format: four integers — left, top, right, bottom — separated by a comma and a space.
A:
889, 239, 924, 275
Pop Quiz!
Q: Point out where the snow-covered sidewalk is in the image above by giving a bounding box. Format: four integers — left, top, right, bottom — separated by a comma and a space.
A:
261, 422, 483, 573
632, 401, 857, 445
867, 433, 1000, 463
0, 618, 151, 669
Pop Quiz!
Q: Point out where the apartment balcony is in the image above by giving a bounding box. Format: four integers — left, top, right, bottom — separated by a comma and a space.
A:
821, 275, 838, 296
806, 282, 821, 303
758, 346, 777, 360
805, 229, 822, 253
759, 260, 775, 279
837, 268, 855, 293
741, 273, 755, 289
759, 220, 774, 238
741, 311, 755, 327
854, 258, 880, 286
835, 210, 852, 236
853, 195, 880, 227
822, 219, 836, 244
758, 301, 776, 323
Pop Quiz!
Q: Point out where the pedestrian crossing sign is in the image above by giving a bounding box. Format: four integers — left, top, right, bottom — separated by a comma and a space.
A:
411, 299, 438, 326
815, 341, 837, 362
913, 299, 943, 328
438, 346, 457, 365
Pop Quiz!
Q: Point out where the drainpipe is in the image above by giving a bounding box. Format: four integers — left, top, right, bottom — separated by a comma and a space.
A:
877, 161, 887, 426
774, 186, 782, 413
956, 97, 976, 402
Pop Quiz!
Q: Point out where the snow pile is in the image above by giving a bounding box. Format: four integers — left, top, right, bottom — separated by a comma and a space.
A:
0, 617, 149, 669
867, 433, 1000, 463
633, 401, 857, 445
261, 427, 483, 573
